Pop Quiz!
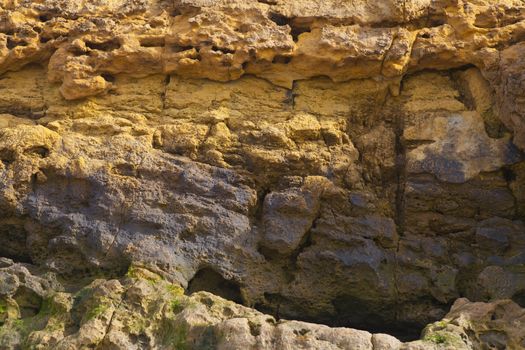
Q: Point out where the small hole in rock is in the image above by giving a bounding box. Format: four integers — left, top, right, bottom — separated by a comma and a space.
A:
6, 37, 18, 49
0, 149, 15, 165
248, 321, 262, 336
39, 14, 53, 22
512, 290, 525, 307
26, 146, 49, 158
186, 268, 243, 304
502, 167, 516, 182
268, 12, 289, 26
86, 39, 120, 51
101, 73, 116, 83
291, 26, 309, 42
211, 46, 235, 55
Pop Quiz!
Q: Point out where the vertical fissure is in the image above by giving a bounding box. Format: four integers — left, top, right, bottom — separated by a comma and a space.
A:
393, 108, 407, 327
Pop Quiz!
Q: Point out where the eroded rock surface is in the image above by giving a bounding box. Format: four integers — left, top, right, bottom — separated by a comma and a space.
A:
1, 0, 525, 349
1, 263, 524, 350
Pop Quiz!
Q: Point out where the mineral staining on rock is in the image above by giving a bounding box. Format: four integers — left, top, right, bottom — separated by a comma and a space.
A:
1, 0, 525, 349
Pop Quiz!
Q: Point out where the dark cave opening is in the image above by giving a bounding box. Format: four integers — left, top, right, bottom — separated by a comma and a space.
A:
186, 267, 243, 305
512, 290, 525, 307
329, 295, 428, 342
253, 292, 430, 342
0, 223, 33, 264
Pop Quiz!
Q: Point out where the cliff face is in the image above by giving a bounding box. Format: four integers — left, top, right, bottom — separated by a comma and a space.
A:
1, 1, 525, 349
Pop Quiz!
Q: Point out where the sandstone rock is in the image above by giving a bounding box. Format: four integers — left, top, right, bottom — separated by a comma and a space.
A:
1, 0, 525, 348
1, 265, 524, 350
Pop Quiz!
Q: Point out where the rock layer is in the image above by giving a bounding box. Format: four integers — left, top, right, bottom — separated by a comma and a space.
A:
1, 0, 525, 349
1, 261, 525, 350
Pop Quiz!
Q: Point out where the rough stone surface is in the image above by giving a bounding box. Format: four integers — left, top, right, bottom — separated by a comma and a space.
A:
1, 264, 525, 350
1, 0, 525, 349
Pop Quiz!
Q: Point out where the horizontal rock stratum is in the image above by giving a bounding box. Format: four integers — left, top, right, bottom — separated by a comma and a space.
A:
1, 0, 525, 349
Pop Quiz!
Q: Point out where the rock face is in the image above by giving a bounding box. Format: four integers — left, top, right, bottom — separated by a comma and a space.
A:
1, 262, 525, 350
1, 0, 525, 348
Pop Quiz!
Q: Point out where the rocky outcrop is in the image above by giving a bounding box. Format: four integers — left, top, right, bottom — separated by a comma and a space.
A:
1, 0, 525, 349
1, 262, 524, 350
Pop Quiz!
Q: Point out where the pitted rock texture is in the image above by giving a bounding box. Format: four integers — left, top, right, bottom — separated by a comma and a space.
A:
1, 262, 525, 350
1, 0, 525, 349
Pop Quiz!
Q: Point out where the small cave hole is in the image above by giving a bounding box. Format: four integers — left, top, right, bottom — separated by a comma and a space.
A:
267, 13, 310, 42
38, 14, 53, 22
293, 328, 309, 336
0, 148, 15, 165
101, 73, 116, 83
6, 37, 25, 49
186, 268, 243, 305
39, 36, 51, 44
330, 295, 430, 342
420, 32, 432, 39
290, 26, 310, 42
268, 12, 289, 26
502, 166, 517, 183
272, 55, 292, 64
257, 244, 282, 262
512, 290, 525, 307
26, 146, 49, 158
248, 321, 262, 336
0, 223, 32, 263
211, 46, 235, 55
85, 39, 121, 51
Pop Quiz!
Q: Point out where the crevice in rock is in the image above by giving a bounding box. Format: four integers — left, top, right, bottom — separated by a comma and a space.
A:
85, 39, 121, 52
211, 46, 235, 55
257, 0, 277, 5
283, 81, 296, 108
6, 37, 28, 49
501, 164, 521, 220
267, 13, 311, 42
394, 111, 406, 237
161, 74, 171, 110
186, 267, 243, 305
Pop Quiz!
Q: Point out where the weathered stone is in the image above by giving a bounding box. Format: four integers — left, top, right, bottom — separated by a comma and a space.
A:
1, 0, 525, 348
